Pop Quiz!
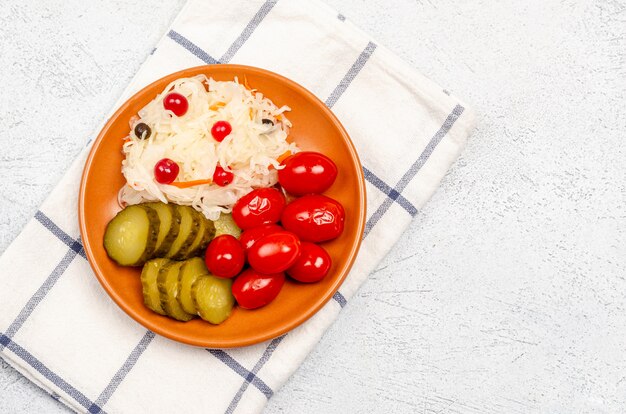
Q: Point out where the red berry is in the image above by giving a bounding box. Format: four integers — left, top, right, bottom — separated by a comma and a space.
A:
163, 92, 188, 116
154, 158, 179, 184
211, 121, 232, 142
213, 165, 234, 187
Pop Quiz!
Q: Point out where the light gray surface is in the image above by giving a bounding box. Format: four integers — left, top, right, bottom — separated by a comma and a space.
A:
1, 0, 625, 413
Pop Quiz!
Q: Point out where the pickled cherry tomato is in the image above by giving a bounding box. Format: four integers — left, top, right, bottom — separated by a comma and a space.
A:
211, 121, 232, 142
239, 224, 283, 252
281, 195, 345, 242
287, 242, 331, 283
231, 269, 285, 310
247, 231, 301, 274
232, 188, 286, 230
163, 92, 188, 116
154, 158, 179, 184
278, 152, 338, 196
213, 166, 234, 187
204, 235, 245, 279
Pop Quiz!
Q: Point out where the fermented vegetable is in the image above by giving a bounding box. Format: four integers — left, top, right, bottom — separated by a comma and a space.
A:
103, 205, 159, 266
177, 257, 209, 315
157, 261, 195, 321
141, 258, 170, 315
166, 205, 200, 260
119, 75, 297, 220
192, 275, 235, 324
144, 202, 179, 256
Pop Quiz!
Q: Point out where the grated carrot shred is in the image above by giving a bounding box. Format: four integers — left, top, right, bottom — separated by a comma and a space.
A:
277, 151, 292, 163
169, 179, 213, 189
243, 75, 258, 97
269, 151, 292, 170
209, 102, 225, 111
243, 75, 252, 91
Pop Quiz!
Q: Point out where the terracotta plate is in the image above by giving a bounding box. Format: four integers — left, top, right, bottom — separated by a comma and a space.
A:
79, 65, 366, 348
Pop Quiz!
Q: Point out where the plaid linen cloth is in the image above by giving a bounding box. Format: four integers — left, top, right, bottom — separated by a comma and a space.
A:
0, 0, 476, 413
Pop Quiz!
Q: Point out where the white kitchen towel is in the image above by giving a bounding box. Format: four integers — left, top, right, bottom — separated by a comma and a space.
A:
0, 0, 475, 413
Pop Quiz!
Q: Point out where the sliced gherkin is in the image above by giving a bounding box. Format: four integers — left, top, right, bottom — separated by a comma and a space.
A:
143, 202, 180, 257
183, 210, 216, 258
157, 261, 195, 321
177, 257, 209, 314
166, 205, 200, 260
213, 213, 241, 239
103, 204, 159, 266
141, 258, 170, 315
192, 275, 235, 324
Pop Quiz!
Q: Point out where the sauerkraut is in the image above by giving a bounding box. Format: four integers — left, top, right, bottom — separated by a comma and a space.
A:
119, 75, 297, 220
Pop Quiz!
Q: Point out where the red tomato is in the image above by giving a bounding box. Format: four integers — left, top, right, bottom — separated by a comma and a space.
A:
232, 269, 285, 310
204, 235, 245, 278
239, 224, 283, 252
278, 151, 338, 196
281, 195, 345, 242
154, 158, 179, 184
163, 92, 188, 116
287, 242, 332, 283
232, 188, 286, 230
247, 231, 301, 273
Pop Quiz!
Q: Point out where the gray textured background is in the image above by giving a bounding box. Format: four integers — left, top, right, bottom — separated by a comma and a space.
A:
1, 0, 625, 413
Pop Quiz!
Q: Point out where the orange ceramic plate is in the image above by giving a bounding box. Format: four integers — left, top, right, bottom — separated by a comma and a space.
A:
79, 65, 366, 348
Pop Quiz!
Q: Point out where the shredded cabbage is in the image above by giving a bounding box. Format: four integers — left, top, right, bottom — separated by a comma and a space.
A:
119, 75, 298, 220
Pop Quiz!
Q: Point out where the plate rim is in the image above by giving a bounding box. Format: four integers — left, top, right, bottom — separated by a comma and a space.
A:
78, 64, 366, 348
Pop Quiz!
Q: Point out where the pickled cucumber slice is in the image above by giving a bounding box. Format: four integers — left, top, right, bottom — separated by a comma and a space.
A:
103, 205, 159, 266
144, 202, 180, 257
157, 261, 195, 321
141, 258, 170, 315
177, 257, 209, 314
155, 204, 182, 256
183, 211, 216, 258
192, 275, 235, 324
196, 211, 216, 254
213, 213, 241, 238
165, 205, 200, 260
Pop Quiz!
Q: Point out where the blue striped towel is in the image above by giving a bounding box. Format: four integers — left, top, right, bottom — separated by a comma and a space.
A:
0, 0, 475, 413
